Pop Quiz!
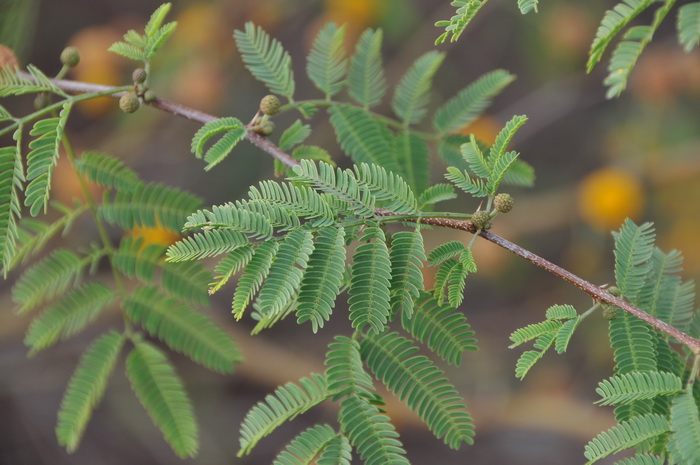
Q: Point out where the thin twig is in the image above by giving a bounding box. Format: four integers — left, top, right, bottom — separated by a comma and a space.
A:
23, 73, 700, 355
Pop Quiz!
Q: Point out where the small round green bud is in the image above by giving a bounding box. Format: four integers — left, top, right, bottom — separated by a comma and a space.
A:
143, 89, 157, 103
602, 304, 618, 321
260, 94, 281, 116
33, 93, 51, 110
132, 68, 147, 84
60, 46, 80, 67
260, 120, 276, 136
494, 193, 514, 213
471, 210, 491, 230
606, 286, 621, 297
119, 92, 140, 113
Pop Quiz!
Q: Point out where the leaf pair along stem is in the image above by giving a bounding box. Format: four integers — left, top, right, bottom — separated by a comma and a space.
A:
25, 71, 700, 356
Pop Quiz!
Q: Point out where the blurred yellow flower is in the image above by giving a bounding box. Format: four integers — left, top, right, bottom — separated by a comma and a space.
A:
457, 116, 501, 145
127, 221, 181, 248
578, 167, 644, 231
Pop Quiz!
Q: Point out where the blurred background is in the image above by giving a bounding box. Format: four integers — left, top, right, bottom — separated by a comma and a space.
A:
1, 0, 699, 463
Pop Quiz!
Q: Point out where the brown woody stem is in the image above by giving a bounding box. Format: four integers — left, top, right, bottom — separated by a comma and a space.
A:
28, 73, 700, 356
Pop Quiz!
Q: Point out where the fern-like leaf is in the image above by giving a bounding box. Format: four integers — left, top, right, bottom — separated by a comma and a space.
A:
348, 28, 386, 108
514, 333, 556, 379
402, 293, 477, 366
433, 69, 515, 134
613, 220, 656, 303
248, 180, 336, 227
392, 51, 445, 125
317, 433, 352, 465
74, 151, 141, 192
348, 226, 392, 335
612, 454, 664, 465
392, 130, 429, 194
184, 203, 274, 239
166, 229, 248, 262
435, 0, 490, 45
554, 317, 581, 354
353, 163, 418, 214
123, 286, 240, 372
0, 144, 24, 274
126, 340, 198, 458
325, 336, 375, 400
279, 120, 311, 151
297, 227, 346, 332
100, 182, 202, 232
328, 105, 397, 172
546, 304, 578, 320
338, 395, 409, 465
161, 260, 212, 307
238, 373, 331, 456
257, 230, 314, 317
584, 413, 670, 464
587, 0, 656, 71
112, 237, 164, 282
445, 167, 488, 197
428, 241, 466, 267
189, 117, 246, 170
388, 230, 425, 318
362, 331, 475, 448
24, 103, 72, 216
418, 183, 456, 208
307, 23, 347, 98
509, 320, 562, 347
518, 0, 539, 14
234, 22, 295, 100
232, 241, 278, 318
209, 245, 254, 295
678, 2, 700, 51
0, 64, 66, 97
595, 371, 683, 406
24, 282, 115, 354
668, 389, 700, 464
272, 424, 339, 465
56, 331, 124, 452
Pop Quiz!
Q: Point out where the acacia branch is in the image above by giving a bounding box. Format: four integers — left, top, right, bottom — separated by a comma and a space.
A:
31, 74, 700, 355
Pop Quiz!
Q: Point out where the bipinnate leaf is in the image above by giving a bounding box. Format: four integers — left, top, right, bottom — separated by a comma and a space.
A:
126, 340, 198, 458
56, 331, 124, 452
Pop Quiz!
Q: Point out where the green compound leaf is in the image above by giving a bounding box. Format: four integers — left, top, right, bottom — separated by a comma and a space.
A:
56, 331, 124, 453
546, 304, 578, 320
234, 22, 295, 100
433, 69, 515, 134
325, 336, 375, 400
348, 226, 392, 335
418, 183, 457, 208
668, 389, 700, 464
25, 103, 72, 216
190, 118, 244, 159
361, 331, 475, 448
392, 51, 445, 125
435, 0, 490, 45
272, 424, 341, 465
518, 0, 539, 14
678, 2, 700, 51
612, 454, 664, 465
348, 28, 386, 108
74, 152, 142, 192
297, 227, 346, 333
402, 293, 478, 366
232, 241, 278, 319
24, 282, 115, 354
279, 120, 311, 151
595, 371, 683, 406
209, 244, 254, 295
389, 230, 425, 319
307, 23, 348, 98
166, 229, 248, 262
124, 286, 240, 372
237, 373, 330, 456
184, 203, 273, 240
126, 340, 198, 458
0, 144, 24, 275
338, 395, 409, 465
317, 433, 351, 465
613, 220, 656, 303
392, 130, 429, 194
509, 320, 562, 348
583, 414, 670, 464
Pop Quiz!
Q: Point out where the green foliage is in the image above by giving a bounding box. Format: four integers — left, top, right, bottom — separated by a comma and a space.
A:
583, 414, 670, 464
24, 282, 115, 354
402, 293, 478, 366
109, 2, 176, 61
347, 28, 386, 108
56, 331, 124, 452
238, 373, 331, 456
190, 117, 246, 170
613, 220, 656, 304
307, 23, 348, 98
279, 120, 311, 151
678, 2, 700, 51
361, 331, 475, 448
348, 226, 392, 335
388, 230, 425, 318
272, 424, 343, 465
393, 131, 430, 195
595, 372, 683, 406
231, 241, 278, 318
433, 69, 515, 134
126, 340, 198, 458
418, 183, 456, 208
0, 64, 66, 97
392, 51, 445, 126
123, 285, 240, 373
518, 0, 539, 14
326, 336, 375, 400
668, 389, 700, 464
166, 229, 248, 262
209, 244, 254, 294
74, 152, 142, 192
338, 395, 409, 465
234, 22, 295, 100
613, 455, 664, 465
0, 145, 24, 274
100, 182, 202, 232
435, 0, 490, 45
25, 103, 71, 216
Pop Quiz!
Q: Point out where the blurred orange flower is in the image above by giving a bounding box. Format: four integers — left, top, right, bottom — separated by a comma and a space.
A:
577, 167, 644, 232
127, 220, 181, 248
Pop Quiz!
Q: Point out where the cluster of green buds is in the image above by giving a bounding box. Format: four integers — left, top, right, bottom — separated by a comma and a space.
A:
252, 94, 281, 136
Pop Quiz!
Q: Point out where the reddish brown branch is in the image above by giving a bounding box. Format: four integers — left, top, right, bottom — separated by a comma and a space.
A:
30, 74, 700, 355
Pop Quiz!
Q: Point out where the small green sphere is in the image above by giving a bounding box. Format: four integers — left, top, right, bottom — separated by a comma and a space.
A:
260, 94, 281, 116
606, 286, 621, 297
602, 304, 618, 321
60, 46, 80, 67
494, 193, 514, 213
143, 89, 157, 103
471, 210, 491, 230
260, 120, 276, 136
132, 68, 147, 84
119, 92, 140, 113
33, 93, 51, 110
